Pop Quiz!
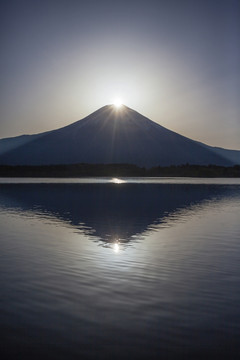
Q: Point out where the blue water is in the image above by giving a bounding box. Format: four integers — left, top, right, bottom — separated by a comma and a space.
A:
1, 178, 240, 359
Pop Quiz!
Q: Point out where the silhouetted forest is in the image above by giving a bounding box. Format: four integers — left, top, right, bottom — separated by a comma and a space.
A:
0, 163, 239, 177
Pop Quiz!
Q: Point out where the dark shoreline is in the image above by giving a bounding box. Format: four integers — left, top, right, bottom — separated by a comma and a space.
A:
0, 163, 240, 178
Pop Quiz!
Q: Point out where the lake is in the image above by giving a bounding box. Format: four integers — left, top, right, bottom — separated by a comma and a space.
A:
1, 178, 240, 359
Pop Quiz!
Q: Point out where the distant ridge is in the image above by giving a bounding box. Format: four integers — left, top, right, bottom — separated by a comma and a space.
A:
0, 105, 239, 167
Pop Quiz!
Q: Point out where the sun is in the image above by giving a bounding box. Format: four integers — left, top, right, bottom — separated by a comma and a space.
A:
113, 98, 123, 108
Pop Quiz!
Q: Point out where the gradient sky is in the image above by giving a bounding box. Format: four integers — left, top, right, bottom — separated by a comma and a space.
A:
1, 0, 239, 149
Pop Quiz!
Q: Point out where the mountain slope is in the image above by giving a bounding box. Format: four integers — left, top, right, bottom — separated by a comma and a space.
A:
0, 105, 239, 167
198, 143, 240, 165
0, 133, 46, 156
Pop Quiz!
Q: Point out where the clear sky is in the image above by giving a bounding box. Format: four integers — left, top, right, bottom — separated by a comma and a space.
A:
1, 0, 239, 149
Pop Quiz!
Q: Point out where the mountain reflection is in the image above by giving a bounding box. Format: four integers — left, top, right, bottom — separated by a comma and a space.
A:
0, 183, 237, 248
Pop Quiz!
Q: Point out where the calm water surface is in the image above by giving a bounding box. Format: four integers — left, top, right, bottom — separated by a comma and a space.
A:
1, 178, 240, 359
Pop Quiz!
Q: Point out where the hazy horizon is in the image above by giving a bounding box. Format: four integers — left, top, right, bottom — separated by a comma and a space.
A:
1, 0, 240, 149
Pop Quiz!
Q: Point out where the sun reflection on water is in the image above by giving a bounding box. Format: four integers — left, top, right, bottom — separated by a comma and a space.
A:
113, 242, 120, 253
111, 178, 125, 184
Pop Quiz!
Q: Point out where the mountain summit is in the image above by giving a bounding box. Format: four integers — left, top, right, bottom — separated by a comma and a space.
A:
0, 105, 239, 166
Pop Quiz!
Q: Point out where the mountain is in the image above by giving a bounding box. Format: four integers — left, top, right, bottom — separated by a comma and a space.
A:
0, 133, 49, 155
198, 143, 240, 165
0, 105, 239, 167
